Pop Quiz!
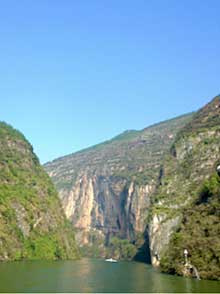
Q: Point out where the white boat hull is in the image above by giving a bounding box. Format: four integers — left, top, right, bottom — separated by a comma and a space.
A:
105, 258, 117, 262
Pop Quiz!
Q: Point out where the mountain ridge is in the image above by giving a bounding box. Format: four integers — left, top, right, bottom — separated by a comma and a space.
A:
46, 112, 194, 165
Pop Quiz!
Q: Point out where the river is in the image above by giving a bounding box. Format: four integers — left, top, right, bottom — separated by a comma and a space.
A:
0, 258, 219, 292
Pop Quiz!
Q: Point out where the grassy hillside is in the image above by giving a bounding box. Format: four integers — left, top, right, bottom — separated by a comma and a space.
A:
0, 122, 79, 261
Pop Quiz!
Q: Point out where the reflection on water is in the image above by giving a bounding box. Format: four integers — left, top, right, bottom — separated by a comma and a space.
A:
0, 258, 219, 293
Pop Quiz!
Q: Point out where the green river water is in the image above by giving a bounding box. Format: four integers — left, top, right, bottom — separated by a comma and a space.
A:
0, 258, 219, 293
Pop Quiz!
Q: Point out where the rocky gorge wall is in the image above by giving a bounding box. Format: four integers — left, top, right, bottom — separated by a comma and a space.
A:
45, 113, 192, 259
59, 173, 153, 249
45, 96, 220, 280
148, 96, 220, 280
149, 128, 220, 266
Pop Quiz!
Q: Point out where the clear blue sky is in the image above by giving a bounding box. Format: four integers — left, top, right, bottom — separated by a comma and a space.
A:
0, 0, 219, 163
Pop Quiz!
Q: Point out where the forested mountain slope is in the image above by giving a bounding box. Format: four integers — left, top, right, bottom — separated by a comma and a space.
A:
150, 96, 220, 280
0, 122, 79, 260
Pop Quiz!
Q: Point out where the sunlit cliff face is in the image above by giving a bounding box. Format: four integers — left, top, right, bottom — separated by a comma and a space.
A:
45, 113, 193, 257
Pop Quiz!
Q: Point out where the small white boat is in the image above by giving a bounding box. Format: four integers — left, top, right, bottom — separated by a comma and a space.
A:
105, 258, 117, 262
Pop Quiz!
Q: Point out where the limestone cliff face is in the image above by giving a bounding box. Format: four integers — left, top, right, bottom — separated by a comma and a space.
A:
149, 214, 181, 267
149, 127, 220, 266
149, 96, 220, 279
125, 182, 153, 234
58, 173, 153, 247
44, 95, 220, 280
45, 114, 192, 255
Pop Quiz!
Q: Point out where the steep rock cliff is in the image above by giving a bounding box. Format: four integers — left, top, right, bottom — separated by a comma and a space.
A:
45, 95, 220, 280
149, 96, 220, 279
0, 122, 79, 261
45, 114, 192, 256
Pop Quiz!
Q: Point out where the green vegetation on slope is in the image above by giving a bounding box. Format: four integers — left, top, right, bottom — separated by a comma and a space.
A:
174, 96, 220, 141
150, 96, 220, 280
0, 122, 79, 261
160, 173, 220, 280
79, 234, 138, 260
107, 237, 137, 260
